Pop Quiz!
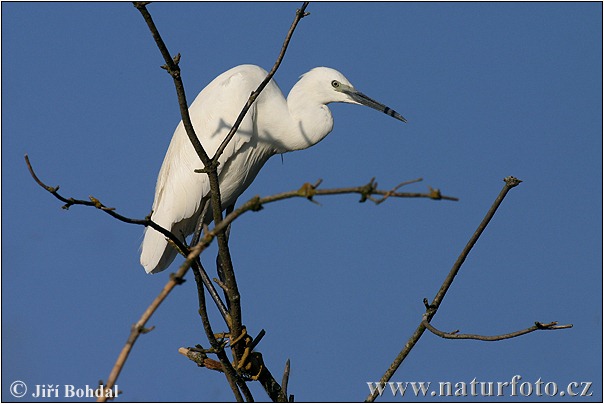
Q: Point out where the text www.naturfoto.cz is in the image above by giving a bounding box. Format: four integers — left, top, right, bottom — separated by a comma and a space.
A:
367, 375, 593, 398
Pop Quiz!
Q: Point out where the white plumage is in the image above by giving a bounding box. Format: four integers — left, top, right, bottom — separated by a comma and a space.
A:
141, 64, 405, 274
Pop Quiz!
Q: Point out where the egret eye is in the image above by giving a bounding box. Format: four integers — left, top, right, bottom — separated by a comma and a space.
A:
331, 80, 340, 88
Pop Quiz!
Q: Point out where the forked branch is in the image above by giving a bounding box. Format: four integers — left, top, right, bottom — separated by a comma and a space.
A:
365, 177, 572, 402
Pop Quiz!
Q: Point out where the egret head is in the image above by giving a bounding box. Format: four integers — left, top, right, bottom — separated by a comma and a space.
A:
300, 67, 407, 123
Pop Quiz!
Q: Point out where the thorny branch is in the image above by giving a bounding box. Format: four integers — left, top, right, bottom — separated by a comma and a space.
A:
365, 176, 572, 402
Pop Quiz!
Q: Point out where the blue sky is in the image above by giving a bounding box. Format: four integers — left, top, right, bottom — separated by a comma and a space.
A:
2, 2, 602, 402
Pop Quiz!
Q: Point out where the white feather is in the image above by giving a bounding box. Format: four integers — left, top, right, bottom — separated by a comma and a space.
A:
140, 64, 405, 273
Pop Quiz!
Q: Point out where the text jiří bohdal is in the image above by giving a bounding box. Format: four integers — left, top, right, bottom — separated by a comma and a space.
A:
31, 384, 119, 399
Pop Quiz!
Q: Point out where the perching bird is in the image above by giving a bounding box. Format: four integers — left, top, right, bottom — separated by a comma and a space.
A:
141, 64, 406, 274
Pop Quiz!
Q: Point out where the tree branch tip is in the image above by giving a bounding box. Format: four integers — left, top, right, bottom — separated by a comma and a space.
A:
281, 358, 292, 400
178, 347, 225, 371
24, 153, 59, 193
423, 298, 437, 311
132, 1, 150, 10
535, 321, 573, 330
298, 2, 310, 16
504, 176, 523, 187
212, 277, 229, 292
140, 325, 155, 334
250, 329, 266, 350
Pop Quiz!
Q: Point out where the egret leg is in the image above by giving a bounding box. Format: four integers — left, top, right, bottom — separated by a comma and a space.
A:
191, 198, 230, 322
217, 203, 235, 311
191, 197, 211, 246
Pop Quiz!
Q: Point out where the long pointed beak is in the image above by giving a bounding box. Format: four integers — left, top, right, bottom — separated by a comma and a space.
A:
345, 89, 407, 123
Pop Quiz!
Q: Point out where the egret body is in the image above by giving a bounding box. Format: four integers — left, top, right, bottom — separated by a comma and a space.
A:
141, 64, 405, 274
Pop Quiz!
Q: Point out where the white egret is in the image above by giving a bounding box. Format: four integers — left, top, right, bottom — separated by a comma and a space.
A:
141, 64, 406, 274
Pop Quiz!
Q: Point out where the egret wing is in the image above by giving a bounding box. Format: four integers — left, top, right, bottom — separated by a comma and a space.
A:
141, 65, 265, 273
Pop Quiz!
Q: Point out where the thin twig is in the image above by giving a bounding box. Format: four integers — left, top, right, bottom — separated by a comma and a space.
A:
366, 176, 534, 403
371, 177, 423, 204
97, 267, 187, 402
27, 150, 455, 283
281, 359, 291, 400
132, 2, 211, 166
429, 176, 523, 314
28, 153, 455, 277
212, 2, 310, 162
181, 177, 458, 275
422, 317, 573, 341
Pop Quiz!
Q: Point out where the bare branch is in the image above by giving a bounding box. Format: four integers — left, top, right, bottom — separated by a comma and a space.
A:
132, 2, 211, 166
97, 267, 187, 402
25, 154, 182, 248
371, 177, 423, 204
422, 316, 573, 341
365, 176, 557, 403
428, 176, 522, 315
181, 177, 458, 276
212, 2, 310, 162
